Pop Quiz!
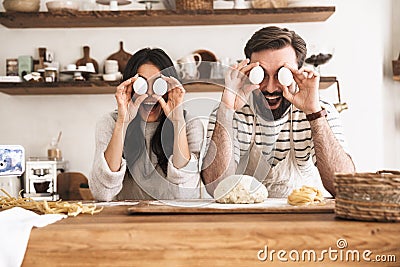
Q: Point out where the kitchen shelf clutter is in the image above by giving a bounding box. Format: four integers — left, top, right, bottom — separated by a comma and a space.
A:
0, 77, 337, 95
0, 5, 337, 95
0, 6, 335, 28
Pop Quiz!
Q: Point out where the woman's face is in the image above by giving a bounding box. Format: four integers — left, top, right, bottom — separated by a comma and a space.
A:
135, 63, 164, 122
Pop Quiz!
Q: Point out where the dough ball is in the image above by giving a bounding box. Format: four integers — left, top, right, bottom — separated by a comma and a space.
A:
214, 175, 268, 204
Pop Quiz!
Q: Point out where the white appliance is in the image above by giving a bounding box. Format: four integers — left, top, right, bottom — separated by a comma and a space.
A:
24, 157, 67, 201
0, 145, 25, 198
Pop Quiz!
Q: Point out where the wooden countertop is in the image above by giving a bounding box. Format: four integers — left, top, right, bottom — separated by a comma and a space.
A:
23, 205, 400, 266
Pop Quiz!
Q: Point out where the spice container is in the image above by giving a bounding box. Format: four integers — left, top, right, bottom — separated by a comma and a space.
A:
45, 67, 58, 82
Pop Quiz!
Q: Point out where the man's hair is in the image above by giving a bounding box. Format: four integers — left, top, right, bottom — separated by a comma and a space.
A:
244, 26, 307, 68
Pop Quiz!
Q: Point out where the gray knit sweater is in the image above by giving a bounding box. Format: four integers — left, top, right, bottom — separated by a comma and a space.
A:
89, 111, 204, 201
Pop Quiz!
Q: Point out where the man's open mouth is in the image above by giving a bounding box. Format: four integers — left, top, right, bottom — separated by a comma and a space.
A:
263, 92, 283, 110
264, 95, 282, 108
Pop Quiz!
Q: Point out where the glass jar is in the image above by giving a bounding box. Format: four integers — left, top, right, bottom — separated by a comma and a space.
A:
47, 137, 62, 160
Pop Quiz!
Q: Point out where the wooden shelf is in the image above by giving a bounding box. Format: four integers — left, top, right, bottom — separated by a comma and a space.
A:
0, 7, 335, 28
0, 81, 118, 95
393, 75, 400, 81
0, 77, 337, 95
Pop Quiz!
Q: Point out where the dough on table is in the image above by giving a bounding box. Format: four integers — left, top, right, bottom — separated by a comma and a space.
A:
214, 175, 268, 204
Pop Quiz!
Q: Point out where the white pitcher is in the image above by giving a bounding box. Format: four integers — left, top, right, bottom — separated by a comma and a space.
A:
176, 53, 202, 80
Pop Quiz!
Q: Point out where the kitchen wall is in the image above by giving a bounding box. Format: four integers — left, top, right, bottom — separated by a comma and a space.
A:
0, 0, 399, 178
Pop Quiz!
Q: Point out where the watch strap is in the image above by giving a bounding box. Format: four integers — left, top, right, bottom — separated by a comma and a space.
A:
306, 108, 327, 121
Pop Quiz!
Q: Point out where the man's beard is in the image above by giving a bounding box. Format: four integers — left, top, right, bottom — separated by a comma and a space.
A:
252, 90, 291, 121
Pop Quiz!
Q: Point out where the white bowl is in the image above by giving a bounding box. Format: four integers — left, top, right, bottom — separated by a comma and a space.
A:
103, 72, 122, 82
46, 0, 80, 11
3, 0, 40, 12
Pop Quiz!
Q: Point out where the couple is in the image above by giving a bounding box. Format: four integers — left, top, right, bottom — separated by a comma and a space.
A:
89, 26, 355, 201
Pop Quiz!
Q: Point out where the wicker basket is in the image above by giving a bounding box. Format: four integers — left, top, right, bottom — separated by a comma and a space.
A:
251, 0, 288, 8
175, 0, 213, 10
334, 170, 400, 222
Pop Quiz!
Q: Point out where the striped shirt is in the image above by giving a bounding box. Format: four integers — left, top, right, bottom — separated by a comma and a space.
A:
206, 98, 350, 168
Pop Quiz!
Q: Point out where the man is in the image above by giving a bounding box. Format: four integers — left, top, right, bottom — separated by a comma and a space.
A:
202, 26, 355, 197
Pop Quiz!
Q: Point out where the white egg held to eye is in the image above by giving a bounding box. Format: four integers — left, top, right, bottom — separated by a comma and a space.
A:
278, 67, 294, 86
133, 76, 148, 95
249, 66, 264, 84
153, 78, 168, 96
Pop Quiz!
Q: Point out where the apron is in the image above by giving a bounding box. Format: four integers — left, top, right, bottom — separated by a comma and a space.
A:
117, 121, 202, 200
236, 105, 330, 198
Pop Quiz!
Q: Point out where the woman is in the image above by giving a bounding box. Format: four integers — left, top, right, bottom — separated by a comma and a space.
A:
89, 48, 204, 201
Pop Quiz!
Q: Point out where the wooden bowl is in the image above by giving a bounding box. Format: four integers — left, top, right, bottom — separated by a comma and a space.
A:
3, 0, 40, 12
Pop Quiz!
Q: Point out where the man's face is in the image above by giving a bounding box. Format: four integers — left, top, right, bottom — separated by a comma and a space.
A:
250, 46, 298, 120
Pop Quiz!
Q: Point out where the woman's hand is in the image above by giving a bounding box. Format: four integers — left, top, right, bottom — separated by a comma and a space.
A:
115, 75, 148, 124
156, 76, 186, 124
221, 59, 260, 111
282, 64, 321, 114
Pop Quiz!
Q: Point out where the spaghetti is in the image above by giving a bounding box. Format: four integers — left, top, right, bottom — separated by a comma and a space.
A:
287, 185, 325, 206
0, 189, 102, 217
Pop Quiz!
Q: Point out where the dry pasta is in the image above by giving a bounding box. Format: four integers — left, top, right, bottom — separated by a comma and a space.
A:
287, 185, 325, 206
0, 188, 103, 217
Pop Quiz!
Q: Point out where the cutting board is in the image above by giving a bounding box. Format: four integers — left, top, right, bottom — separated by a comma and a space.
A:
127, 198, 334, 214
106, 41, 132, 74
76, 45, 99, 73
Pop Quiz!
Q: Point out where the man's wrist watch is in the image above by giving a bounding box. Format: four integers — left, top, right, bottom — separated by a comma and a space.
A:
306, 108, 327, 121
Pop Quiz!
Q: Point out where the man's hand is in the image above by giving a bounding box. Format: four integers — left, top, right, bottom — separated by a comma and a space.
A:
282, 63, 321, 114
221, 59, 260, 111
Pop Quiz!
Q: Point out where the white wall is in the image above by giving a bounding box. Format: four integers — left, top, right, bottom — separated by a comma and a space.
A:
1, 0, 399, 177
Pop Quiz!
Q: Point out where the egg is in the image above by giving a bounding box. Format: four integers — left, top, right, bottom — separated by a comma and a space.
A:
153, 78, 168, 96
133, 76, 148, 95
278, 67, 294, 86
249, 65, 264, 84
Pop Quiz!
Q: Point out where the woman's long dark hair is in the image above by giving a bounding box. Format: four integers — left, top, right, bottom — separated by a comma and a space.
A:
123, 48, 180, 175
